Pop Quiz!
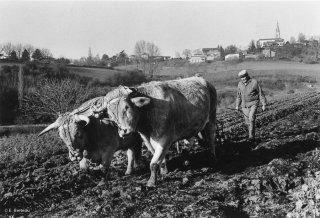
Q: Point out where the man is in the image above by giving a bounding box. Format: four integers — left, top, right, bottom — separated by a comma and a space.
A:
235, 70, 267, 141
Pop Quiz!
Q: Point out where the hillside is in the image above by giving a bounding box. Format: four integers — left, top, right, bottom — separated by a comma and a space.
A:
1, 90, 320, 217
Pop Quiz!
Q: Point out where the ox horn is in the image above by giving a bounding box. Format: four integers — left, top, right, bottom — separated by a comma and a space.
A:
38, 121, 60, 137
75, 114, 90, 126
121, 85, 135, 94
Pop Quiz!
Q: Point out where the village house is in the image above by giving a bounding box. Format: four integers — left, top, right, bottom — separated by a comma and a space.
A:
262, 49, 276, 58
202, 48, 221, 60
189, 54, 207, 63
189, 48, 221, 63
257, 38, 285, 48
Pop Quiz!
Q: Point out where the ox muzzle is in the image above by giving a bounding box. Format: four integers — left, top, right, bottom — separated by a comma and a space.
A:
68, 148, 85, 161
118, 127, 135, 138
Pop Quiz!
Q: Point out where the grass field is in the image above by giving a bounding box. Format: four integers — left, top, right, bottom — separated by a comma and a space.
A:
155, 60, 320, 82
67, 66, 122, 81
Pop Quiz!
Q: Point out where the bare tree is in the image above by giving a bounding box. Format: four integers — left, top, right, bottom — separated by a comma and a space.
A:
290, 36, 296, 44
133, 40, 161, 78
93, 54, 101, 65
147, 42, 160, 57
193, 48, 202, 55
182, 49, 192, 59
23, 44, 35, 56
298, 33, 306, 43
309, 36, 320, 60
2, 42, 14, 56
224, 45, 238, 55
79, 57, 87, 65
175, 52, 181, 58
41, 48, 53, 59
247, 40, 256, 53
15, 43, 23, 59
134, 40, 147, 57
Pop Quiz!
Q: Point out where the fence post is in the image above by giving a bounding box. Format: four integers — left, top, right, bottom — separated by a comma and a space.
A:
18, 64, 23, 108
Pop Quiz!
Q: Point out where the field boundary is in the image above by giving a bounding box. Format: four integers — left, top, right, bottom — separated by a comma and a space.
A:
0, 124, 48, 137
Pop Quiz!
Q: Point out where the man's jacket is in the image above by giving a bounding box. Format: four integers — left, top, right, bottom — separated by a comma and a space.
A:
236, 78, 267, 108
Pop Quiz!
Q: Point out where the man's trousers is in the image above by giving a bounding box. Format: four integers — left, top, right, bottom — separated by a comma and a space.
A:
241, 104, 257, 139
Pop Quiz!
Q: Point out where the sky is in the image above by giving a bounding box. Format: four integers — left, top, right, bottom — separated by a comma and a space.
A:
0, 1, 319, 59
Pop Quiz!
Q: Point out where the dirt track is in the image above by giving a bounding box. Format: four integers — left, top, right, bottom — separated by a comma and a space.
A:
1, 90, 320, 217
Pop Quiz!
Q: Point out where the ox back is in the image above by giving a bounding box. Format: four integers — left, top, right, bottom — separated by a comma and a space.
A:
133, 76, 217, 142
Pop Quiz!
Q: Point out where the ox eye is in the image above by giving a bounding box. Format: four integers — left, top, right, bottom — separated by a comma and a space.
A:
76, 131, 83, 138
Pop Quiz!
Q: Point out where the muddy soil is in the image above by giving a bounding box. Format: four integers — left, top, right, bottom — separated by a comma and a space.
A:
1, 91, 320, 217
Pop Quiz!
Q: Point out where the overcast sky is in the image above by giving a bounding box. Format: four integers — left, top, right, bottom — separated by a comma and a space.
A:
0, 1, 319, 59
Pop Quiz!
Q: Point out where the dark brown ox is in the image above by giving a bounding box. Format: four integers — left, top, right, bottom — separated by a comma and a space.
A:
38, 105, 142, 176
92, 76, 217, 187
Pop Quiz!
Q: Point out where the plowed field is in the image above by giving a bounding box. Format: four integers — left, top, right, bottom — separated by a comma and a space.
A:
1, 90, 320, 217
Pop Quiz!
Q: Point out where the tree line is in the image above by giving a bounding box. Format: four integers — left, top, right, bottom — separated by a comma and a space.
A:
0, 42, 55, 62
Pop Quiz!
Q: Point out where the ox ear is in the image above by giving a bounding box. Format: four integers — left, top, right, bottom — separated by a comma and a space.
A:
130, 97, 151, 108
74, 115, 90, 126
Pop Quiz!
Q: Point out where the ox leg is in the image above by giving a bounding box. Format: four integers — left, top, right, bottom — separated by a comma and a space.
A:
125, 148, 135, 175
139, 133, 155, 154
202, 121, 217, 159
133, 141, 142, 168
147, 140, 171, 187
101, 146, 118, 180
160, 158, 168, 176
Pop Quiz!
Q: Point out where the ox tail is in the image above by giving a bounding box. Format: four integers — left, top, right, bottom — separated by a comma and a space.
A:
204, 80, 218, 157
206, 81, 217, 119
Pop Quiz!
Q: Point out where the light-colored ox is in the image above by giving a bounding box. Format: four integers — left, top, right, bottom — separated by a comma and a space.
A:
38, 97, 142, 176
91, 76, 217, 187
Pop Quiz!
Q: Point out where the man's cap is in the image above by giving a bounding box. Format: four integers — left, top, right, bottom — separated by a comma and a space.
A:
238, 70, 249, 78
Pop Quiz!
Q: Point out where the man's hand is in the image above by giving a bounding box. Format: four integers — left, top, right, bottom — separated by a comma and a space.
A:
262, 105, 266, 111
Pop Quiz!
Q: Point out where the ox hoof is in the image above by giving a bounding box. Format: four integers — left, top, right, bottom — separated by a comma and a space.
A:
160, 167, 168, 176
146, 180, 156, 188
125, 169, 133, 175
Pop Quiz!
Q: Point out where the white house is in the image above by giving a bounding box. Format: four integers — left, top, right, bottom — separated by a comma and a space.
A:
257, 38, 285, 48
189, 55, 207, 63
225, 53, 244, 61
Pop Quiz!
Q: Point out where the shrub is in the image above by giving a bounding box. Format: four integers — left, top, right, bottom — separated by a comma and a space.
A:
21, 77, 94, 123
303, 56, 317, 64
0, 87, 19, 125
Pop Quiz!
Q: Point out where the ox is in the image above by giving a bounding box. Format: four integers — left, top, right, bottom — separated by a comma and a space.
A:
38, 97, 142, 176
91, 76, 217, 187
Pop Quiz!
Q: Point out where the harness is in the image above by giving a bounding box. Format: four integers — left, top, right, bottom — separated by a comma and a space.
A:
61, 115, 77, 154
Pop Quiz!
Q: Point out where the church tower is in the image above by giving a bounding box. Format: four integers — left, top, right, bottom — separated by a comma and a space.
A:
276, 21, 280, 38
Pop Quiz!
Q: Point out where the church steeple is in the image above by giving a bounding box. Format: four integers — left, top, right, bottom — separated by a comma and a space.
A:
276, 21, 280, 38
